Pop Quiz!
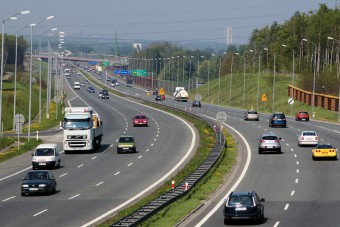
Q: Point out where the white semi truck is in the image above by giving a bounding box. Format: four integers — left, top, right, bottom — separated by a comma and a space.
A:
62, 107, 103, 154
173, 87, 188, 102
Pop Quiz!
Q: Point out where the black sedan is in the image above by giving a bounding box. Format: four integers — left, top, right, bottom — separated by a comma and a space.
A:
155, 95, 162, 101
192, 100, 201, 107
21, 170, 57, 196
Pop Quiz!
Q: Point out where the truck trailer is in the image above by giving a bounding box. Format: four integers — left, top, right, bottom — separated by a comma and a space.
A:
173, 87, 188, 102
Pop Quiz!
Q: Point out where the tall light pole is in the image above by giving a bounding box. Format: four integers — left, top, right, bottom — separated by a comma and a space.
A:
303, 38, 317, 118
1, 10, 30, 134
197, 55, 204, 95
218, 57, 222, 105
243, 55, 246, 109
189, 56, 194, 91
282, 44, 295, 114
182, 56, 186, 88
257, 54, 261, 111
208, 54, 215, 97
272, 53, 276, 113
264, 47, 269, 69
38, 28, 57, 123
28, 23, 37, 140
229, 53, 238, 106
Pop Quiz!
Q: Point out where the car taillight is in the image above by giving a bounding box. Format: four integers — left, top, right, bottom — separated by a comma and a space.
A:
275, 140, 280, 142
272, 118, 276, 120
301, 137, 304, 140
315, 137, 318, 140
260, 140, 265, 143
283, 118, 286, 120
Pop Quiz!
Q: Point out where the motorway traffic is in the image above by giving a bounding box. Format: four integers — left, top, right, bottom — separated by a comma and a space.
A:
1, 63, 340, 227
0, 67, 197, 226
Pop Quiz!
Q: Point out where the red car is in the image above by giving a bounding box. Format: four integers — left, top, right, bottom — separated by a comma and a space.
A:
133, 114, 149, 127
295, 111, 309, 121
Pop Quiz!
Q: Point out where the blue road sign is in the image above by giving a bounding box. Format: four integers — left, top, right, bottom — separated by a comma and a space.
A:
88, 61, 97, 65
114, 70, 130, 75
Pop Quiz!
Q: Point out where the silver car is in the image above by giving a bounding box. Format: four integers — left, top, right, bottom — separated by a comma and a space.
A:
258, 133, 281, 154
244, 110, 259, 121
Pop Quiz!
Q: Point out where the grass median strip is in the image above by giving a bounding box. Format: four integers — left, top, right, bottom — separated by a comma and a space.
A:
0, 138, 42, 163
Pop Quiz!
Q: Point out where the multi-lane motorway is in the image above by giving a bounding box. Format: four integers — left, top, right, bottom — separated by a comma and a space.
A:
0, 69, 197, 226
1, 64, 340, 227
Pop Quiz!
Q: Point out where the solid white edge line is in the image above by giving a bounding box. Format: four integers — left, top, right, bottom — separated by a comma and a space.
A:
81, 106, 197, 227
194, 116, 251, 227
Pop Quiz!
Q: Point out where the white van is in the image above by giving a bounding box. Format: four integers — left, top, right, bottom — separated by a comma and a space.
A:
32, 144, 61, 169
74, 82, 80, 89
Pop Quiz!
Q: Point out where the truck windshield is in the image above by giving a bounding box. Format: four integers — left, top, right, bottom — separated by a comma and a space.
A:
64, 119, 92, 129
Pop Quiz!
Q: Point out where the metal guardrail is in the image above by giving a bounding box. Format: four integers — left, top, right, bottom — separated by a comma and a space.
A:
111, 99, 226, 227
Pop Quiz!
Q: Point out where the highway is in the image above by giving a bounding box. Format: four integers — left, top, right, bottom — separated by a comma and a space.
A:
0, 69, 197, 226
98, 70, 340, 227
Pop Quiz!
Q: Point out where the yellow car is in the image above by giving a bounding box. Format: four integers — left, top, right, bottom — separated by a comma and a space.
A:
312, 144, 337, 160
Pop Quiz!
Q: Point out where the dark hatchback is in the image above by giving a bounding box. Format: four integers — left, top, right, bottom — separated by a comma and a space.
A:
269, 112, 287, 127
21, 170, 57, 196
223, 191, 265, 225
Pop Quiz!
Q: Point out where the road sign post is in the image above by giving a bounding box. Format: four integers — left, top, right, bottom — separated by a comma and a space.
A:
216, 111, 227, 144
15, 114, 25, 149
54, 96, 60, 120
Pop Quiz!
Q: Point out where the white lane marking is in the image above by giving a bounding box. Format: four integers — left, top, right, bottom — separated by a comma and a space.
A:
68, 194, 80, 200
33, 209, 48, 216
284, 204, 289, 210
127, 163, 133, 167
291, 148, 294, 152
0, 166, 31, 182
82, 105, 197, 227
114, 171, 120, 176
297, 169, 300, 173
95, 182, 104, 187
264, 128, 267, 131
59, 173, 68, 177
2, 196, 15, 202
78, 164, 84, 168
295, 179, 299, 183
110, 144, 113, 147
92, 157, 97, 160
194, 117, 251, 227
138, 155, 142, 159
296, 161, 299, 165
102, 149, 107, 153
294, 154, 297, 158
274, 221, 280, 227
286, 143, 289, 146
156, 134, 159, 137
146, 149, 149, 152
291, 190, 295, 196
151, 144, 154, 146
154, 138, 157, 141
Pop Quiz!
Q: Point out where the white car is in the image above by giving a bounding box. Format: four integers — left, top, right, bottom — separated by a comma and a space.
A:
298, 131, 319, 147
115, 81, 120, 86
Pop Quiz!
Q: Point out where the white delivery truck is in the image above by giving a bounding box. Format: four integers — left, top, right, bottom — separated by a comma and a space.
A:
62, 107, 103, 154
173, 87, 188, 102
32, 143, 61, 169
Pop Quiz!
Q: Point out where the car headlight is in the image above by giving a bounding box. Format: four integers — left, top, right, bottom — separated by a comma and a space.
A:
32, 157, 37, 162
38, 184, 47, 187
22, 184, 29, 188
47, 158, 54, 161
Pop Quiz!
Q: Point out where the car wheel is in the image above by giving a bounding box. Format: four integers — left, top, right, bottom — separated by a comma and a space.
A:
224, 218, 228, 225
312, 156, 316, 160
278, 148, 281, 154
21, 192, 25, 196
334, 156, 337, 160
53, 185, 56, 194
57, 161, 60, 169
133, 148, 137, 153
306, 118, 309, 121
64, 150, 69, 155
258, 149, 262, 154
117, 149, 121, 154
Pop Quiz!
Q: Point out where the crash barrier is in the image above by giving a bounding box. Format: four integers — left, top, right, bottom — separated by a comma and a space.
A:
111, 95, 226, 226
288, 85, 339, 111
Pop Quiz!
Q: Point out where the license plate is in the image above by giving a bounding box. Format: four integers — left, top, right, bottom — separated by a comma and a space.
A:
123, 148, 129, 150
235, 207, 247, 211
29, 188, 38, 191
322, 152, 328, 154
39, 163, 46, 165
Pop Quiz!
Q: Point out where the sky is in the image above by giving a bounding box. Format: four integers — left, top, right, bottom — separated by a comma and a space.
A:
1, 0, 337, 46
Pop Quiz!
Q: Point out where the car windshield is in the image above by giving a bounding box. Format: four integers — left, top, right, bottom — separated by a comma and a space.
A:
35, 148, 54, 156
119, 137, 134, 143
25, 172, 49, 180
229, 196, 253, 205
135, 115, 146, 119
262, 135, 278, 140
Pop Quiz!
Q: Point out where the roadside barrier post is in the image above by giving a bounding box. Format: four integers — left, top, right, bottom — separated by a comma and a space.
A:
36, 130, 39, 140
184, 182, 189, 191
171, 180, 175, 191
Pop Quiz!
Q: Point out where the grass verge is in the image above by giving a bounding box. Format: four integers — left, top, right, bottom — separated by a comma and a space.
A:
0, 138, 42, 163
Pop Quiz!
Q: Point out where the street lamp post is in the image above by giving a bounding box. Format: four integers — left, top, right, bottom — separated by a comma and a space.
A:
282, 44, 295, 114
229, 53, 238, 106
189, 56, 194, 91
218, 57, 222, 105
208, 54, 215, 97
1, 10, 30, 134
264, 47, 269, 69
28, 23, 37, 140
272, 53, 276, 113
176, 56, 180, 87
257, 54, 261, 111
303, 38, 317, 118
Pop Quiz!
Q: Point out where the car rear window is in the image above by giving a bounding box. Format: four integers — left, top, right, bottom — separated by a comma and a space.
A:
274, 114, 285, 118
248, 111, 258, 114
303, 132, 316, 136
119, 137, 133, 142
299, 112, 308, 114
262, 136, 278, 140
135, 115, 146, 119
229, 196, 253, 205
